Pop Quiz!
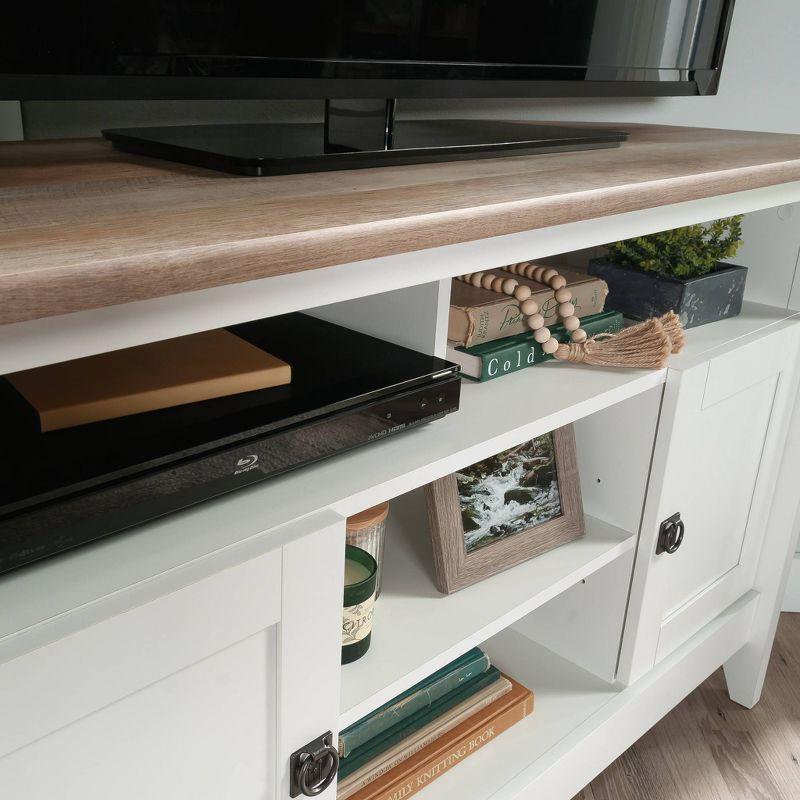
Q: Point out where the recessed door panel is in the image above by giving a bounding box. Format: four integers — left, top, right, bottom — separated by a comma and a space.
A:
0, 631, 276, 800
620, 323, 800, 682
655, 371, 777, 620
0, 509, 346, 800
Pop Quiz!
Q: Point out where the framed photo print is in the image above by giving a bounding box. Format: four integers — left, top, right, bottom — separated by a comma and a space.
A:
425, 425, 584, 594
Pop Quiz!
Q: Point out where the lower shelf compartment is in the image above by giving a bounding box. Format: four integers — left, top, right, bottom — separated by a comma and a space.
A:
417, 630, 620, 800
339, 489, 635, 729
385, 592, 758, 800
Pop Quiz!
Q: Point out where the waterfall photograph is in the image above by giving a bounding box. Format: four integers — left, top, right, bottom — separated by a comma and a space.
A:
456, 433, 563, 554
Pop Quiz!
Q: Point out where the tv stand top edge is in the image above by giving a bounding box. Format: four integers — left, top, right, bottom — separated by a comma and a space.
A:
2, 123, 800, 326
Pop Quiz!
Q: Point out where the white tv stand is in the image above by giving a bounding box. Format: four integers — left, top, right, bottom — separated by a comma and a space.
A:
2, 125, 800, 800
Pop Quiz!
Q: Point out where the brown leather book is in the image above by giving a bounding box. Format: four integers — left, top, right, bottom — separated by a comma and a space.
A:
8, 329, 291, 431
344, 675, 534, 800
449, 266, 609, 347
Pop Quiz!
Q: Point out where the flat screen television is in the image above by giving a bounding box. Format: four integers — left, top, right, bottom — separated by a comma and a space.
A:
0, 1, 735, 175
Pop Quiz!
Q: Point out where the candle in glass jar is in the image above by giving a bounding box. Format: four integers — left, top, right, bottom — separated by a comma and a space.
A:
346, 501, 390, 598
342, 545, 377, 665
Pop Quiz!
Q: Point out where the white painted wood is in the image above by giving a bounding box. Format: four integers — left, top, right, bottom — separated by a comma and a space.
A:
0, 161, 797, 800
724, 370, 800, 707
0, 631, 277, 800
726, 204, 800, 308
619, 320, 800, 683
666, 303, 800, 370
700, 334, 786, 408
0, 353, 665, 667
0, 510, 345, 800
277, 515, 345, 800
511, 549, 635, 683
433, 277, 452, 359
654, 366, 778, 660
0, 305, 789, 688
662, 329, 800, 665
0, 497, 340, 666
573, 387, 662, 534
308, 281, 445, 355
789, 246, 800, 310
3, 182, 800, 374
782, 555, 800, 612
0, 548, 282, 758
406, 592, 756, 800
338, 489, 635, 729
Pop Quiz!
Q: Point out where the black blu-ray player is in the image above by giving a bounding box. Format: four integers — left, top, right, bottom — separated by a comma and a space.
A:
0, 313, 461, 574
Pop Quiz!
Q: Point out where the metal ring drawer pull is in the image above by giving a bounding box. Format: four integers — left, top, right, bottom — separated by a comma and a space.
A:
656, 512, 685, 555
290, 732, 340, 797
298, 746, 339, 796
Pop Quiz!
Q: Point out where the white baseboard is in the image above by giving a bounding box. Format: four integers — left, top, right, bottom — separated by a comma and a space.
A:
782, 555, 800, 612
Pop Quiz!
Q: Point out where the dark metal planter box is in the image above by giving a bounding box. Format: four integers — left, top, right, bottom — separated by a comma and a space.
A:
588, 258, 748, 329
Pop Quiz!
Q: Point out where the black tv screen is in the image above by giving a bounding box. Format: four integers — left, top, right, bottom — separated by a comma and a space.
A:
0, 0, 733, 99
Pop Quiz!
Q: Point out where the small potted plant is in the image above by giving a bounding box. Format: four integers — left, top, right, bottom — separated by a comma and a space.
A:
588, 216, 747, 328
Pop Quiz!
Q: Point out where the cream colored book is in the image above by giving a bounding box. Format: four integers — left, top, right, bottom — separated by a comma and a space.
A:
8, 328, 291, 431
337, 677, 512, 800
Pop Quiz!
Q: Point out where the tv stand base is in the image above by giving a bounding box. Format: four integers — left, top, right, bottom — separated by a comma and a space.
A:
103, 102, 627, 176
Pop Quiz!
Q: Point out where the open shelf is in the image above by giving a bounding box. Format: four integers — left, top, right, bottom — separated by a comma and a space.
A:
1, 358, 656, 654
338, 490, 634, 729
395, 593, 758, 800
3, 303, 793, 659
412, 628, 621, 800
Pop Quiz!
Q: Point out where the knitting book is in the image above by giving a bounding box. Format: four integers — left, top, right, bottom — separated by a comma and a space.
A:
337, 676, 512, 800
338, 647, 490, 757
449, 267, 608, 347
447, 310, 623, 381
344, 676, 534, 800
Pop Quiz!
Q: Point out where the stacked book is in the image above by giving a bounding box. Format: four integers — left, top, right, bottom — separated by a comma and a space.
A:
447, 265, 622, 381
337, 648, 534, 800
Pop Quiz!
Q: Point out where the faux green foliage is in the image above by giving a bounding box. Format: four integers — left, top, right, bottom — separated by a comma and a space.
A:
607, 216, 744, 279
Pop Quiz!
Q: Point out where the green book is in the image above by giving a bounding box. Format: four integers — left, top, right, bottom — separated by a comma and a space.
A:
338, 667, 502, 779
447, 310, 624, 382
338, 647, 490, 757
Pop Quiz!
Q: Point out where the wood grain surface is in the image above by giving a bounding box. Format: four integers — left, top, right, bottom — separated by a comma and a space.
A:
3, 124, 800, 325
573, 612, 800, 800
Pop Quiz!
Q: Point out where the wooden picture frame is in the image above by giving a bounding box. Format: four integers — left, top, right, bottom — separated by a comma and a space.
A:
425, 425, 584, 594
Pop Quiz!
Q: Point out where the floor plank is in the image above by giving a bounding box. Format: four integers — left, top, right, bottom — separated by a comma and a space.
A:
574, 613, 800, 800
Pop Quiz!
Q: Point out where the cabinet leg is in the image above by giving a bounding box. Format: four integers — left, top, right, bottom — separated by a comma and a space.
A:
724, 383, 800, 709
722, 616, 779, 708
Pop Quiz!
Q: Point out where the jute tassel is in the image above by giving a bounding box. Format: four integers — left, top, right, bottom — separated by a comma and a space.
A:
658, 310, 686, 354
554, 312, 685, 369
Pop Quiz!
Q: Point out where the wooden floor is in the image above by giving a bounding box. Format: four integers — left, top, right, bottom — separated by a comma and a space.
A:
573, 613, 800, 800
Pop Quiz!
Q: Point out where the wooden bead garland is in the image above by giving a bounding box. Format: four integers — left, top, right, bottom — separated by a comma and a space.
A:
456, 265, 587, 351
457, 263, 686, 369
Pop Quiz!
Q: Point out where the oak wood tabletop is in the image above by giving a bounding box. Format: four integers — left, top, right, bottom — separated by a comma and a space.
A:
3, 124, 800, 325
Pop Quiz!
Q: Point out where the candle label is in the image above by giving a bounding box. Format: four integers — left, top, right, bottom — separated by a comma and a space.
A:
342, 593, 375, 645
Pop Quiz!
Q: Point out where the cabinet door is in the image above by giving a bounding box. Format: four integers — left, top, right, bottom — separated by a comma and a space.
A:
621, 327, 800, 681
0, 510, 345, 800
